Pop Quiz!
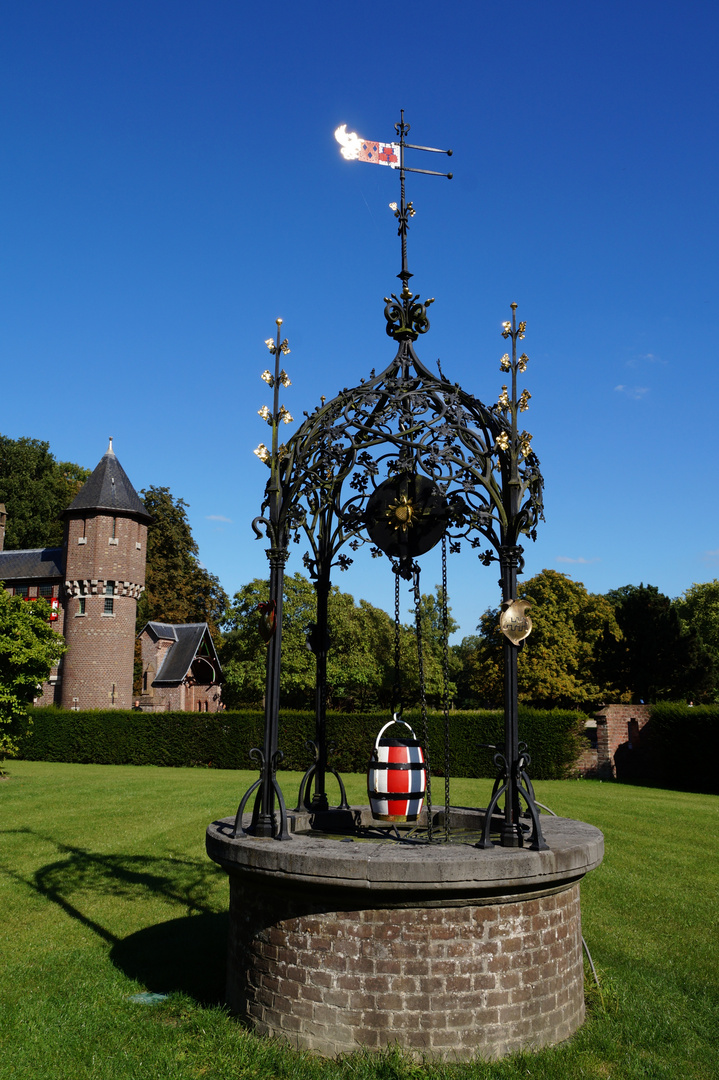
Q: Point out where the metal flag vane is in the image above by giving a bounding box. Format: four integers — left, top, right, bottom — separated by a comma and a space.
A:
334, 111, 452, 305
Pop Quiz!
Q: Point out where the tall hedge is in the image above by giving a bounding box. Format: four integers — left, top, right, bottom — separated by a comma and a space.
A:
13, 706, 586, 781
643, 703, 719, 794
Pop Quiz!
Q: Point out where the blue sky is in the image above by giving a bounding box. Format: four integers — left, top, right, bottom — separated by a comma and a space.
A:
1, 1, 718, 640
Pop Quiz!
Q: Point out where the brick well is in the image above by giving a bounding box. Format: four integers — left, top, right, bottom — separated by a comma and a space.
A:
227, 877, 584, 1059
207, 808, 603, 1060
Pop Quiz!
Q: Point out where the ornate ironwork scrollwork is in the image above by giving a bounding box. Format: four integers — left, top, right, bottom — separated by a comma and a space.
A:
383, 289, 434, 341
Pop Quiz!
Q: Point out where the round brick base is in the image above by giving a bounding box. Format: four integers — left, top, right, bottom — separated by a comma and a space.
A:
207, 809, 603, 1060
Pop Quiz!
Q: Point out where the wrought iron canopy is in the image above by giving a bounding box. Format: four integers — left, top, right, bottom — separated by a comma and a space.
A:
254, 331, 544, 578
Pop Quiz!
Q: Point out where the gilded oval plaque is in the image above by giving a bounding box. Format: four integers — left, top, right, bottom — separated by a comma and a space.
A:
499, 599, 532, 644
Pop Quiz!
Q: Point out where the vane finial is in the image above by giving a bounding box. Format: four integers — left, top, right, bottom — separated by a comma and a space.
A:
334, 113, 452, 343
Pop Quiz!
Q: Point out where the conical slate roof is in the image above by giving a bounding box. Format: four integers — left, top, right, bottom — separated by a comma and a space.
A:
66, 439, 151, 522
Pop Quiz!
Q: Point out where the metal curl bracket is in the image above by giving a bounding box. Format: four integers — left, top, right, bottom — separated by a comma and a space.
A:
232, 748, 265, 837
475, 743, 548, 851
252, 516, 271, 539
476, 749, 509, 849
271, 750, 292, 841
295, 740, 350, 813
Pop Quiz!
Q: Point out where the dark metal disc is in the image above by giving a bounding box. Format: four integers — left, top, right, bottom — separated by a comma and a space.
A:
365, 473, 448, 559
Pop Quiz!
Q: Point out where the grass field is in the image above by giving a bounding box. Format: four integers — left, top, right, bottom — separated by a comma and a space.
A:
1, 761, 717, 1079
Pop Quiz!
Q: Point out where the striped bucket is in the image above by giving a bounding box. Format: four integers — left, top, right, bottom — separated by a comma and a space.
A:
367, 717, 426, 823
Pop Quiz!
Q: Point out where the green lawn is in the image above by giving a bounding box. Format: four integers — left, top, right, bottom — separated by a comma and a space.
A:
1, 762, 717, 1079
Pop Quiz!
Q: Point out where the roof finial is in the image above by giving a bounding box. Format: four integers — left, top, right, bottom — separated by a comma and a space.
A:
107, 436, 115, 456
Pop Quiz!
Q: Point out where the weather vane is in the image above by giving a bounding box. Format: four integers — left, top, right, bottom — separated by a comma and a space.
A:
334, 111, 452, 293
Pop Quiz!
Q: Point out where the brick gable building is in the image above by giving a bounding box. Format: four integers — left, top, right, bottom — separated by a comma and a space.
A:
138, 621, 222, 712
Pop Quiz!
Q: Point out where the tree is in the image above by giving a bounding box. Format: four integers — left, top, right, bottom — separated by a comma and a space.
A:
452, 634, 486, 709
220, 574, 317, 708
398, 586, 460, 708
674, 581, 719, 701
136, 487, 228, 643
460, 569, 623, 709
324, 590, 396, 710
220, 574, 461, 712
221, 573, 399, 710
603, 584, 715, 703
0, 590, 66, 766
0, 434, 90, 549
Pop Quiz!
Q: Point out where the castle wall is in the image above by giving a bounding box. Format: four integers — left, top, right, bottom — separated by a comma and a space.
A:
65, 513, 146, 586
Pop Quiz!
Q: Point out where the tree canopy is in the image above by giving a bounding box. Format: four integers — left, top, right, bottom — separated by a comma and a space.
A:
674, 580, 719, 701
0, 434, 90, 549
136, 486, 229, 643
220, 573, 458, 711
603, 583, 715, 703
0, 590, 66, 764
457, 569, 622, 709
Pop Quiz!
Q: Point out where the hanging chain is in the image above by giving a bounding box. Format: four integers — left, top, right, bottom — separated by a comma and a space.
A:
441, 536, 451, 842
413, 563, 433, 842
392, 568, 402, 717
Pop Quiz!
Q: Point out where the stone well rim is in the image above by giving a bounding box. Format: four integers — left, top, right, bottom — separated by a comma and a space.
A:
206, 806, 603, 899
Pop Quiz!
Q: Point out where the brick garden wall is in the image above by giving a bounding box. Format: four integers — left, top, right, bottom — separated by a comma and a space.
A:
594, 704, 651, 779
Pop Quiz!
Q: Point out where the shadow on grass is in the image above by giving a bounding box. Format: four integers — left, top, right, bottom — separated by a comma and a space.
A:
0, 827, 229, 1006
110, 911, 229, 1005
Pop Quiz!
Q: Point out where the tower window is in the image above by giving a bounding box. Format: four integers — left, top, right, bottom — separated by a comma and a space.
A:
103, 581, 115, 615
77, 597, 86, 616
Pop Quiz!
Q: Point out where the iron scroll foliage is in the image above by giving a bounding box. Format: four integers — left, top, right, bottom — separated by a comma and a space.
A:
13, 706, 585, 780
259, 335, 544, 576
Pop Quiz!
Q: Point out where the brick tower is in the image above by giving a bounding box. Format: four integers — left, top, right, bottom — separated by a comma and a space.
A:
60, 439, 151, 710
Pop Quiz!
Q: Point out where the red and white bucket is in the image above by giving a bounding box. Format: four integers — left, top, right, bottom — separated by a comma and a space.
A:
367, 717, 426, 823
